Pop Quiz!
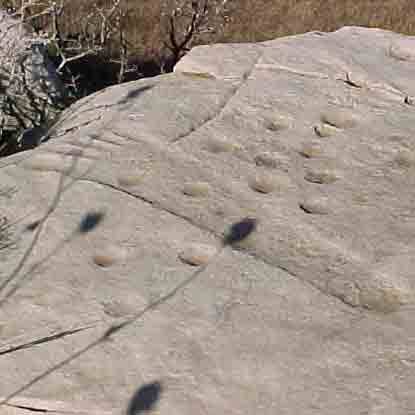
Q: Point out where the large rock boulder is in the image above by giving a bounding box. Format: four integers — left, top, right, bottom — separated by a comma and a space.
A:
0, 10, 65, 155
1, 26, 415, 414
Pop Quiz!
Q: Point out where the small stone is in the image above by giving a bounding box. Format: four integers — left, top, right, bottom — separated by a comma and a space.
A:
352, 194, 370, 205
313, 123, 340, 137
182, 182, 210, 197
22, 153, 92, 173
299, 196, 330, 214
206, 138, 240, 153
92, 245, 126, 267
264, 119, 288, 132
389, 41, 415, 61
22, 153, 69, 172
362, 254, 415, 312
359, 286, 407, 313
264, 114, 292, 132
304, 168, 340, 184
117, 173, 144, 187
298, 142, 323, 158
320, 108, 358, 129
101, 300, 132, 318
179, 243, 218, 266
254, 151, 290, 170
93, 254, 117, 267
249, 172, 276, 193
394, 150, 415, 169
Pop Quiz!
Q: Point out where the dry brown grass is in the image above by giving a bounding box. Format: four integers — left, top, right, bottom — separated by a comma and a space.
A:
2, 0, 415, 62
224, 0, 415, 42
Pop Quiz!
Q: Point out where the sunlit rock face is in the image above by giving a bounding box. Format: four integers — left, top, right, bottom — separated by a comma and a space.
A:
1, 26, 415, 415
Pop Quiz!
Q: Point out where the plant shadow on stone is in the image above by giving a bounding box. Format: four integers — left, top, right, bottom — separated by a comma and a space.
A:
127, 381, 163, 415
0, 208, 107, 307
0, 81, 152, 305
0, 216, 257, 408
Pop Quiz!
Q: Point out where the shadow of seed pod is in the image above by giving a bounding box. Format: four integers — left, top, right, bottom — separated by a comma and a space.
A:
78, 211, 105, 233
127, 381, 163, 415
223, 217, 257, 246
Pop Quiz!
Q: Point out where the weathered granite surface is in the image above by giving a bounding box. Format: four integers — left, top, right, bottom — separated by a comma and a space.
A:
1, 26, 415, 414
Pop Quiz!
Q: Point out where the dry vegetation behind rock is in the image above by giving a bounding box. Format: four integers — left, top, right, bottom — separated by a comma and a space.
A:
38, 0, 415, 44
224, 0, 415, 42
2, 0, 415, 68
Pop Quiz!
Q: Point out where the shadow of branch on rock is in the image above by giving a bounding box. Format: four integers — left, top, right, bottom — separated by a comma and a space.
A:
0, 208, 106, 307
0, 84, 153, 306
0, 217, 257, 408
0, 138, 106, 306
